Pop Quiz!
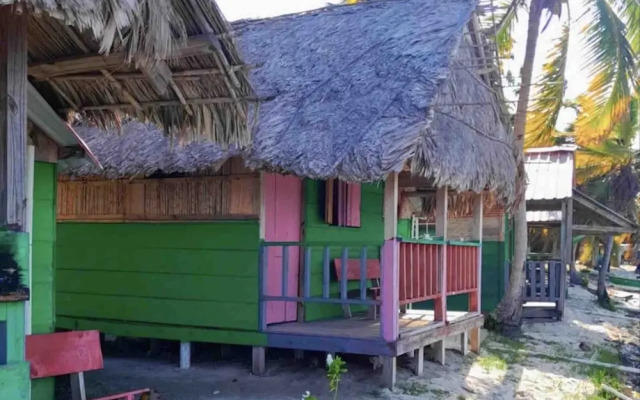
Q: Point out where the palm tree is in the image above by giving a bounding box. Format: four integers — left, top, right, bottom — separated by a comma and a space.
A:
494, 0, 639, 330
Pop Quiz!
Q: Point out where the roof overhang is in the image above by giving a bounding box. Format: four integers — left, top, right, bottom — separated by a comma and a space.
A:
527, 189, 637, 235
27, 82, 100, 170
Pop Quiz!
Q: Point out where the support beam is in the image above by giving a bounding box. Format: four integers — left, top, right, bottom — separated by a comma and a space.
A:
382, 356, 396, 389
460, 331, 469, 356
0, 6, 28, 230
558, 198, 572, 319
70, 372, 87, 400
427, 340, 445, 366
470, 193, 483, 350
381, 173, 399, 343
27, 35, 222, 79
434, 186, 448, 322
252, 347, 266, 376
415, 346, 424, 376
180, 341, 191, 369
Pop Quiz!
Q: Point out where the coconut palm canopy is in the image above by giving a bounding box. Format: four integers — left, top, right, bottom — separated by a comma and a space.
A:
63, 0, 517, 202
11, 0, 253, 146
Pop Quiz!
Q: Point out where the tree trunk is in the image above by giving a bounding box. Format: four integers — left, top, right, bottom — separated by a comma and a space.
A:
496, 0, 544, 331
597, 235, 613, 305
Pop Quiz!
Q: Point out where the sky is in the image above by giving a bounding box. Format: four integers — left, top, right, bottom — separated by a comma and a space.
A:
217, 0, 592, 132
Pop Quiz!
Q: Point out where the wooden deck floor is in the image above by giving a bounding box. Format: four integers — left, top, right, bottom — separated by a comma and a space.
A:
266, 310, 477, 347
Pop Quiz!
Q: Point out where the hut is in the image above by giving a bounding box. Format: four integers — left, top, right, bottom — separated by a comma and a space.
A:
0, 1, 251, 399
55, 0, 516, 389
525, 146, 637, 320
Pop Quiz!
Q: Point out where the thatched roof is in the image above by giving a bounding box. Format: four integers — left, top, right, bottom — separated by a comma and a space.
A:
16, 0, 253, 146
65, 123, 234, 178
62, 0, 516, 202
234, 0, 516, 201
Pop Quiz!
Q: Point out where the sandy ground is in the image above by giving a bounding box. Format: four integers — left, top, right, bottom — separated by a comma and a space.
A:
78, 286, 639, 400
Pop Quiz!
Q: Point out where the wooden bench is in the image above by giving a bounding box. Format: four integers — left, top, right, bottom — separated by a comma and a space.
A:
26, 330, 152, 400
333, 258, 381, 319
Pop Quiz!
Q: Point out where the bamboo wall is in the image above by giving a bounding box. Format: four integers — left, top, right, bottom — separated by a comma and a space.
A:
57, 159, 260, 222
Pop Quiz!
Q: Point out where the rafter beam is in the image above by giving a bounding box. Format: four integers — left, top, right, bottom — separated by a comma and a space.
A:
35, 65, 255, 82
28, 34, 222, 80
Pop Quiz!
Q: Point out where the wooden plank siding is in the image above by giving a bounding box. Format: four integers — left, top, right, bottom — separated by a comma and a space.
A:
302, 180, 384, 321
55, 221, 265, 345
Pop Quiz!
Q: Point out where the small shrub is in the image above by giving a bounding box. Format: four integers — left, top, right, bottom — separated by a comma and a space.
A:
477, 354, 507, 372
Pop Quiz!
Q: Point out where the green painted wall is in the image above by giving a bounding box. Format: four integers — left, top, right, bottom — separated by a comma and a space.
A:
31, 162, 57, 400
302, 180, 385, 321
56, 221, 266, 346
0, 233, 30, 400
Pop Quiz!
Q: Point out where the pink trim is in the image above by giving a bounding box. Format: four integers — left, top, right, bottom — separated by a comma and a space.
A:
380, 239, 399, 342
91, 389, 151, 400
264, 173, 302, 324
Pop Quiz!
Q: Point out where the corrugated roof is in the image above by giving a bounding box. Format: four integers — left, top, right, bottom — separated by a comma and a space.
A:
525, 147, 575, 201
527, 210, 562, 222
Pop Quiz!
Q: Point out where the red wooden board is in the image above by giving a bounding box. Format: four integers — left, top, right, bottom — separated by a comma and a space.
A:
26, 330, 103, 378
334, 259, 381, 280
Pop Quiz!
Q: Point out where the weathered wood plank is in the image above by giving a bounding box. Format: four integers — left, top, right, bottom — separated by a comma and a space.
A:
0, 6, 28, 229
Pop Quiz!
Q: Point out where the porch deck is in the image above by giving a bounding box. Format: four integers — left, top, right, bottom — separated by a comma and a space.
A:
266, 310, 484, 357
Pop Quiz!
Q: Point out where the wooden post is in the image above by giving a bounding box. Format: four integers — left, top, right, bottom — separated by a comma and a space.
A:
381, 173, 399, 342
252, 347, 266, 375
415, 346, 424, 376
470, 193, 483, 353
426, 341, 445, 366
460, 331, 469, 355
70, 372, 87, 400
179, 341, 191, 369
558, 198, 572, 319
382, 356, 396, 388
434, 186, 448, 322
0, 6, 28, 230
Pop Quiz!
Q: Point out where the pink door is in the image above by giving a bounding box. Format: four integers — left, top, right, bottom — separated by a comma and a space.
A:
264, 173, 302, 324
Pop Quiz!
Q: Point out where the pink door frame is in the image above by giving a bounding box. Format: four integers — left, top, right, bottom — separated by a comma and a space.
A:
264, 173, 302, 324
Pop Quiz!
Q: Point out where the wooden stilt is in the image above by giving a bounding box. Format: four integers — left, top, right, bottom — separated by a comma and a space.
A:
382, 356, 396, 388
252, 347, 266, 375
470, 327, 481, 353
70, 372, 87, 400
427, 340, 445, 366
294, 349, 304, 361
220, 344, 232, 359
416, 347, 424, 376
460, 331, 469, 355
179, 341, 191, 369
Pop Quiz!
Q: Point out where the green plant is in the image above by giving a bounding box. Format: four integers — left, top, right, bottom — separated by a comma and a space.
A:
327, 355, 348, 400
477, 354, 508, 372
302, 354, 348, 400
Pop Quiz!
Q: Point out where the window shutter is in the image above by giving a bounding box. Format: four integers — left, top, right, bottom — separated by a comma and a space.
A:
325, 180, 361, 228
346, 183, 361, 227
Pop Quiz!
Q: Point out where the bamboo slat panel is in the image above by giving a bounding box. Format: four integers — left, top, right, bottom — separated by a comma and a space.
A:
57, 175, 259, 222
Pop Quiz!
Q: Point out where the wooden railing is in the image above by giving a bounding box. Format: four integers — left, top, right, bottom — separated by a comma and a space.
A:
446, 242, 480, 296
398, 240, 443, 305
258, 240, 399, 342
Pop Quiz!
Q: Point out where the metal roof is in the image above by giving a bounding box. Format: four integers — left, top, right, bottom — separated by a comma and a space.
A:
525, 147, 575, 201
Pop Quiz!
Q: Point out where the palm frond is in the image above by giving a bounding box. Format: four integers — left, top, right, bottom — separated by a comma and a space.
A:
614, 0, 640, 54
583, 0, 638, 133
495, 0, 523, 57
525, 24, 570, 147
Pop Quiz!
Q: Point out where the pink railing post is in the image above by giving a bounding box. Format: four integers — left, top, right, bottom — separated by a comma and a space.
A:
381, 238, 399, 342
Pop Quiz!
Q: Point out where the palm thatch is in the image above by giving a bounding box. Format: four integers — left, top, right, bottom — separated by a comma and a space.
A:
63, 0, 516, 203
234, 0, 516, 202
63, 123, 236, 178
14, 0, 253, 146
